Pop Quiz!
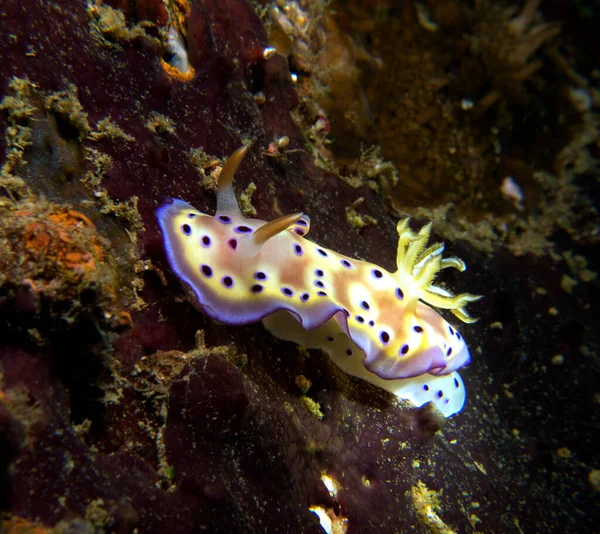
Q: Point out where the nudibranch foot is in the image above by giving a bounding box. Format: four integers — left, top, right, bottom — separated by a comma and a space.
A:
263, 311, 466, 418
156, 145, 480, 417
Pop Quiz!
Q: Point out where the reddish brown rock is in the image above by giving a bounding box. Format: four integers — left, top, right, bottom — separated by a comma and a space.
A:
0, 1, 598, 533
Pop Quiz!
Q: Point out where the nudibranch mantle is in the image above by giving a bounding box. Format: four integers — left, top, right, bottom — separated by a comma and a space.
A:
156, 146, 481, 417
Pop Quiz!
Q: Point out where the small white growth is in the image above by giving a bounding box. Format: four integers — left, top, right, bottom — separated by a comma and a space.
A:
320, 473, 339, 498
500, 176, 525, 210
415, 1, 439, 32
461, 99, 475, 110
309, 506, 333, 534
277, 135, 290, 148
263, 47, 277, 60
568, 87, 593, 112
310, 476, 348, 534
165, 27, 191, 74
314, 117, 328, 132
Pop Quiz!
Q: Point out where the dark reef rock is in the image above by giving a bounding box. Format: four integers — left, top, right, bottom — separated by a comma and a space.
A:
1, 1, 599, 533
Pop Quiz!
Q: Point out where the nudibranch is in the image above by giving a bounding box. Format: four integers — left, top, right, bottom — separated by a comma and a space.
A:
156, 146, 481, 417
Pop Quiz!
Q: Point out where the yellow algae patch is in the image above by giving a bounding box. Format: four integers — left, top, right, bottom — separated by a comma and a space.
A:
240, 182, 258, 217
345, 197, 377, 230
146, 112, 176, 135
45, 83, 90, 138
0, 77, 37, 195
189, 147, 225, 192
301, 395, 324, 420
89, 117, 135, 142
410, 481, 456, 534
560, 274, 577, 294
85, 498, 110, 531
87, 2, 158, 45
588, 469, 600, 491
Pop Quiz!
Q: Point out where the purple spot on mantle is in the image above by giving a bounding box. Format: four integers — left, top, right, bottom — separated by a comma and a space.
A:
222, 276, 234, 287
372, 268, 383, 278
315, 280, 324, 288
380, 331, 390, 344
317, 291, 327, 297
228, 239, 237, 250
182, 224, 191, 235
235, 225, 252, 233
251, 284, 263, 293
296, 219, 308, 226
316, 248, 328, 257
361, 300, 370, 310
396, 287, 404, 300
295, 229, 304, 236
294, 244, 303, 256
414, 325, 423, 333
255, 271, 267, 280
341, 259, 352, 268
301, 293, 309, 302
282, 287, 293, 297
200, 265, 213, 277
218, 215, 232, 224
315, 269, 324, 277
201, 235, 211, 247
400, 344, 409, 355
187, 213, 196, 219
423, 384, 430, 391
346, 349, 353, 356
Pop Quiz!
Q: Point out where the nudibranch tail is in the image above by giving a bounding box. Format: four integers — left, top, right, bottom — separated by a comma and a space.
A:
156, 145, 481, 418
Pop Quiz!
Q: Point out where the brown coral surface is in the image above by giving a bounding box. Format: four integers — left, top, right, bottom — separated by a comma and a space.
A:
0, 1, 599, 533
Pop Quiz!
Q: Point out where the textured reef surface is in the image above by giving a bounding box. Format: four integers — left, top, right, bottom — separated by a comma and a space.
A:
0, 0, 599, 533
